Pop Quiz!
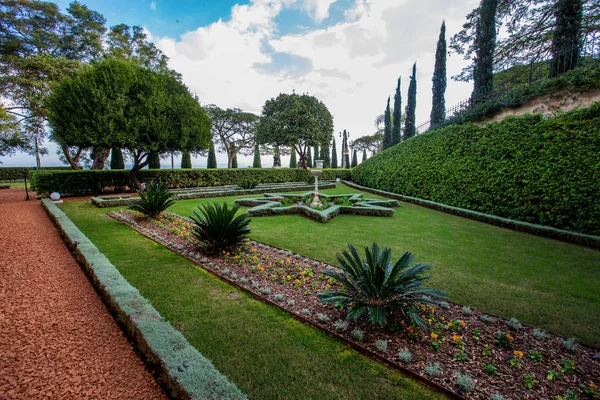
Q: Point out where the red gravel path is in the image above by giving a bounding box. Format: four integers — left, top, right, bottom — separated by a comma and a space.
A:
0, 189, 166, 400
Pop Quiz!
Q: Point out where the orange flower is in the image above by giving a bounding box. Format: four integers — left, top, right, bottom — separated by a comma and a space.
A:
513, 350, 524, 358
294, 279, 301, 284
431, 333, 438, 339
459, 320, 466, 327
590, 383, 598, 389
447, 322, 452, 327
506, 334, 515, 342
452, 335, 461, 343
300, 271, 306, 276
406, 326, 414, 333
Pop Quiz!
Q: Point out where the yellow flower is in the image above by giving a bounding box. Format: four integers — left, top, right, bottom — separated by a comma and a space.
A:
300, 271, 306, 276
513, 350, 524, 358
452, 335, 461, 343
431, 333, 438, 339
286, 275, 292, 280
294, 279, 301, 284
440, 317, 445, 321
448, 322, 452, 327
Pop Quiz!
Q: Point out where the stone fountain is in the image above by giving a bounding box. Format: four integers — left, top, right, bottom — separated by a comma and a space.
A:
310, 160, 324, 208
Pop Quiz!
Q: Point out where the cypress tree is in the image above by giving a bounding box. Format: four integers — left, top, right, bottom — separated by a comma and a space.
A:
273, 144, 281, 167
392, 78, 402, 145
344, 152, 350, 170
551, 0, 583, 76
231, 154, 238, 168
289, 147, 297, 168
403, 62, 417, 140
383, 97, 392, 150
472, 0, 498, 101
313, 145, 319, 167
252, 143, 261, 168
331, 139, 338, 168
362, 150, 367, 162
207, 141, 217, 168
351, 149, 357, 168
148, 153, 161, 169
181, 150, 192, 168
430, 21, 447, 127
306, 146, 312, 168
110, 147, 125, 169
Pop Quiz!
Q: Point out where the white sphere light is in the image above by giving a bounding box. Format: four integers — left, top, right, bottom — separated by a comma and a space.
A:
336, 178, 340, 182
50, 192, 61, 201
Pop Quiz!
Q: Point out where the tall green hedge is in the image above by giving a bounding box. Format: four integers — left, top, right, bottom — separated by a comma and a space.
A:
31, 168, 352, 196
352, 103, 600, 236
0, 166, 72, 181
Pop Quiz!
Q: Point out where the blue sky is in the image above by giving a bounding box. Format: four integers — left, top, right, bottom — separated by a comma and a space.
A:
4, 0, 478, 167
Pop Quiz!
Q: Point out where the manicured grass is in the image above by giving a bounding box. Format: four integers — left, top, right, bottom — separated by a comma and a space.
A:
60, 199, 446, 400
0, 181, 27, 188
167, 184, 600, 346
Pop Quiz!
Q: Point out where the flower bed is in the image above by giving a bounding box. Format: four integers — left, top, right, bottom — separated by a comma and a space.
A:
235, 192, 399, 223
109, 209, 600, 400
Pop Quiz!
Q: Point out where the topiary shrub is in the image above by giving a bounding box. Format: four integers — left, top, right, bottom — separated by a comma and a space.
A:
191, 202, 250, 254
129, 182, 175, 218
317, 243, 445, 328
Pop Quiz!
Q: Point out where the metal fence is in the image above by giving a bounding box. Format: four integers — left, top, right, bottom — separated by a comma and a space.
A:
416, 40, 600, 134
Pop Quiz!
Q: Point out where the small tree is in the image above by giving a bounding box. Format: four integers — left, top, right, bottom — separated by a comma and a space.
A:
392, 78, 402, 146
362, 150, 367, 162
351, 149, 358, 168
403, 62, 417, 141
331, 138, 338, 168
256, 93, 333, 169
430, 21, 447, 127
320, 142, 330, 168
110, 148, 125, 169
471, 0, 498, 101
207, 140, 217, 168
307, 147, 312, 169
289, 147, 297, 168
313, 144, 319, 166
181, 150, 192, 168
46, 58, 211, 190
383, 98, 392, 150
252, 143, 261, 168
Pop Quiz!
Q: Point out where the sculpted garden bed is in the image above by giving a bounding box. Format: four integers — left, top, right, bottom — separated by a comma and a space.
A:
109, 209, 600, 400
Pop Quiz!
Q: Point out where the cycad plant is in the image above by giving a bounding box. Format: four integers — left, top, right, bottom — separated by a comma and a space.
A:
129, 182, 175, 219
317, 243, 445, 329
191, 203, 251, 254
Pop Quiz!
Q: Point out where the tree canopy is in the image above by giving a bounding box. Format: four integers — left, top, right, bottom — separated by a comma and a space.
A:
256, 93, 333, 169
351, 133, 383, 156
46, 58, 211, 189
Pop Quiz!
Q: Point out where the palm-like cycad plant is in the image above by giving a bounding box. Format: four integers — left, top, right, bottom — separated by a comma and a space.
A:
129, 182, 175, 218
317, 243, 446, 329
191, 202, 250, 254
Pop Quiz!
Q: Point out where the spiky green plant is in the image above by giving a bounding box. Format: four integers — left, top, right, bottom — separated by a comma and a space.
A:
317, 243, 445, 328
129, 182, 175, 219
190, 202, 250, 254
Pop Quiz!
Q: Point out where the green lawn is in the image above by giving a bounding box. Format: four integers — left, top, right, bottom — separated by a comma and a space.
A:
60, 198, 446, 400
1, 181, 27, 188
167, 184, 600, 346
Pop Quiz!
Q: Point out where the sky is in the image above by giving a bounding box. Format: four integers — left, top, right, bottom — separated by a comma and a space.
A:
2, 0, 479, 168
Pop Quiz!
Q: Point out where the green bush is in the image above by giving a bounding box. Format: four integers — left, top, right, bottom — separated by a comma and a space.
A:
0, 166, 71, 181
30, 168, 352, 196
191, 202, 251, 254
353, 103, 600, 235
129, 182, 175, 218
317, 243, 445, 328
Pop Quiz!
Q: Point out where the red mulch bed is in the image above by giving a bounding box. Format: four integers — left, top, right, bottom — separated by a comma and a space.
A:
110, 209, 600, 400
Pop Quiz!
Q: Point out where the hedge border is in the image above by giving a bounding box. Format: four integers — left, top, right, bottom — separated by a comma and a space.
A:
341, 181, 600, 249
90, 182, 337, 208
0, 166, 72, 181
41, 199, 247, 400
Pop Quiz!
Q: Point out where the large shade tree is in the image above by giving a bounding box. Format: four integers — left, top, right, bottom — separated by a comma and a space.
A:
351, 133, 383, 156
46, 58, 211, 190
204, 105, 259, 169
256, 93, 333, 169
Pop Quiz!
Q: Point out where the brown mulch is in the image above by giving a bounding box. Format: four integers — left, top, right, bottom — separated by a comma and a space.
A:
0, 189, 166, 400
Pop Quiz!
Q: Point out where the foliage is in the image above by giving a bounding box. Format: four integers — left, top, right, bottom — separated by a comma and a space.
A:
508, 317, 522, 330
317, 243, 445, 328
351, 328, 364, 341
256, 93, 334, 169
204, 105, 259, 168
454, 372, 475, 392
351, 150, 357, 168
289, 147, 297, 168
306, 146, 312, 169
0, 166, 70, 180
191, 202, 250, 254
523, 373, 538, 389
430, 21, 447, 127
352, 103, 600, 235
334, 320, 348, 332
461, 306, 471, 315
330, 138, 338, 168
181, 150, 192, 169
551, 0, 584, 76
382, 97, 392, 150
148, 153, 161, 169
472, 0, 499, 100
424, 362, 442, 377
207, 141, 217, 169
312, 145, 319, 168
361, 150, 367, 163
110, 148, 125, 169
398, 348, 412, 362
494, 331, 515, 347
392, 77, 402, 146
252, 143, 261, 168
403, 63, 417, 140
128, 182, 175, 219
532, 328, 548, 340
319, 142, 330, 168
482, 363, 498, 375
562, 337, 578, 353
0, 106, 22, 158
45, 57, 211, 190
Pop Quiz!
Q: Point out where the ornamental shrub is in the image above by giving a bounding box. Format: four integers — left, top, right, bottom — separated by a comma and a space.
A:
191, 202, 250, 255
352, 103, 600, 235
129, 182, 175, 219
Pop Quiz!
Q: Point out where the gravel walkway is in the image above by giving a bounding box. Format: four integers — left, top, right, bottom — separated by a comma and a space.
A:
0, 189, 166, 399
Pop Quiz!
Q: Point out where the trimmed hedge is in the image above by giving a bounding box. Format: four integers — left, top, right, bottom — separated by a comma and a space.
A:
352, 103, 600, 236
41, 199, 247, 400
30, 168, 352, 196
0, 166, 71, 181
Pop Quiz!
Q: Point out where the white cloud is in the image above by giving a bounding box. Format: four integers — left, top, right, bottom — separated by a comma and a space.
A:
299, 0, 338, 23
150, 1, 156, 11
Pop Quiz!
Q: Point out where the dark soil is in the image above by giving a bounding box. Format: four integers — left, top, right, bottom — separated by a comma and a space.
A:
110, 209, 600, 400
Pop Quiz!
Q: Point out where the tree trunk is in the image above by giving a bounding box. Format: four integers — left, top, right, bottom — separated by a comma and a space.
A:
61, 145, 82, 170
91, 147, 110, 170
129, 152, 150, 192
